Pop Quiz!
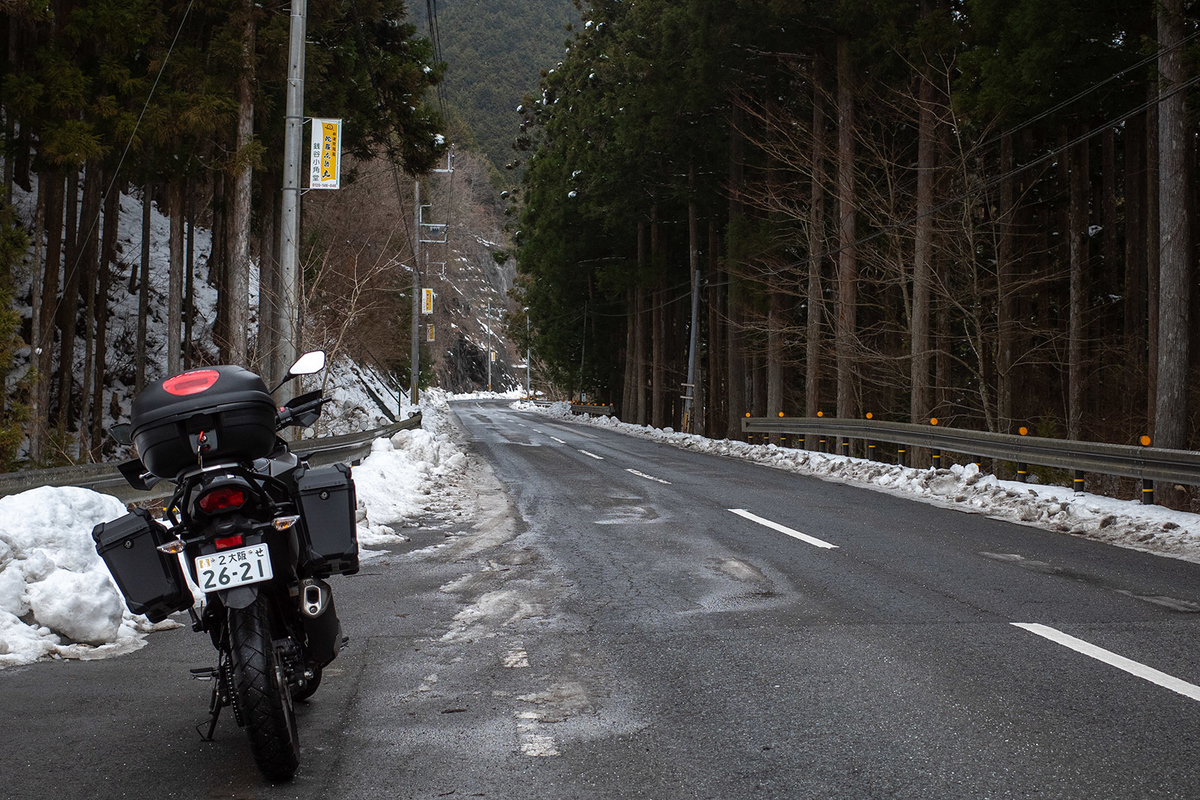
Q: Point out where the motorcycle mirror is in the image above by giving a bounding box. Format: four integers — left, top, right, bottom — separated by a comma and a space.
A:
110, 423, 133, 446
289, 351, 326, 377
270, 351, 326, 393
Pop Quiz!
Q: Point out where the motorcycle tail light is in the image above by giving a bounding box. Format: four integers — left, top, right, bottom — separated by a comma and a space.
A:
214, 534, 244, 550
198, 486, 246, 514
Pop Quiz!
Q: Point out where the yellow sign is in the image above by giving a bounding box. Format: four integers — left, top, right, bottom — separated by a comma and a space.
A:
422, 288, 434, 315
426, 325, 435, 343
309, 119, 342, 189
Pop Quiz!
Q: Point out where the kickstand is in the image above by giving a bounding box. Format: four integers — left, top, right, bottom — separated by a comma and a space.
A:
197, 683, 222, 742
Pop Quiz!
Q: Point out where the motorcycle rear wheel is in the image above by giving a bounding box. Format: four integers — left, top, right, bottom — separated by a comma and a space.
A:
229, 596, 300, 781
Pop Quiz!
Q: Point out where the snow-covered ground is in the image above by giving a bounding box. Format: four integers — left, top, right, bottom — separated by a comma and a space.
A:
519, 400, 1200, 565
0, 388, 465, 668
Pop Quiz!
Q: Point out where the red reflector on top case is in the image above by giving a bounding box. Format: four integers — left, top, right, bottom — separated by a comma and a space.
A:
163, 370, 220, 396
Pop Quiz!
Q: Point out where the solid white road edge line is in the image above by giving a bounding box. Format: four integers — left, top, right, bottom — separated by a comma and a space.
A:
549, 436, 566, 444
728, 509, 839, 550
626, 468, 671, 485
1012, 622, 1200, 703
579, 450, 604, 460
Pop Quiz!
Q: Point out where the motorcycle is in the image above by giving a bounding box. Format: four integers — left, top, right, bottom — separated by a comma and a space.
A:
93, 351, 358, 782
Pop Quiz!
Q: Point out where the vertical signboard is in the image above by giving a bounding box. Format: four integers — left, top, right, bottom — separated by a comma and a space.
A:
309, 119, 342, 189
422, 288, 434, 315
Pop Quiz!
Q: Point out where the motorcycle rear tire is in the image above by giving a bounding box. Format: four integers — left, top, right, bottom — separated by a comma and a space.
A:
229, 596, 300, 781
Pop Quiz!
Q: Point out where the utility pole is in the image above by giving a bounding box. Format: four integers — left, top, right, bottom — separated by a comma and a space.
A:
411, 178, 421, 405
525, 311, 531, 398
277, 0, 306, 401
486, 299, 492, 392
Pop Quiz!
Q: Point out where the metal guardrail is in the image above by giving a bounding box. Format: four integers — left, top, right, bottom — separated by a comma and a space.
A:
0, 412, 423, 503
743, 416, 1200, 497
527, 399, 615, 416
571, 403, 614, 416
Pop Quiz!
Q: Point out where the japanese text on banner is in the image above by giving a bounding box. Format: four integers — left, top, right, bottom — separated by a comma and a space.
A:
309, 119, 342, 189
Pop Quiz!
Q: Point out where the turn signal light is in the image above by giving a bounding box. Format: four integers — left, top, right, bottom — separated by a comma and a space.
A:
198, 486, 246, 514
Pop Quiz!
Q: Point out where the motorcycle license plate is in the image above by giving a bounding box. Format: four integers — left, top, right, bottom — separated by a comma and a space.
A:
195, 544, 273, 592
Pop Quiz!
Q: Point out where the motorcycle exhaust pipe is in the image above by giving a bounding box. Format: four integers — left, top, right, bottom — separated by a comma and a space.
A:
300, 578, 332, 618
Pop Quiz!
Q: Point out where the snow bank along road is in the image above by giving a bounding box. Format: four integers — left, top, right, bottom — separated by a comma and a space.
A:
4, 398, 1200, 798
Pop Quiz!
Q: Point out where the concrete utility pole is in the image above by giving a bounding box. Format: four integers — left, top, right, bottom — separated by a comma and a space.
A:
486, 299, 492, 392
411, 179, 421, 405
277, 0, 306, 399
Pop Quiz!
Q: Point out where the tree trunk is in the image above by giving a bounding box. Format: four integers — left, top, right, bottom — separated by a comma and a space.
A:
211, 171, 227, 358
835, 35, 858, 422
256, 171, 278, 376
228, 0, 255, 366
635, 221, 647, 425
997, 133, 1017, 433
136, 179, 152, 392
36, 173, 65, 461
910, 46, 936, 428
806, 54, 827, 449
1124, 112, 1147, 350
29, 175, 46, 462
91, 178, 118, 457
1146, 86, 1161, 433
727, 105, 746, 438
1067, 133, 1089, 442
184, 179, 196, 368
168, 178, 184, 375
707, 219, 724, 435
1155, 0, 1191, 450
78, 161, 102, 456
57, 170, 81, 435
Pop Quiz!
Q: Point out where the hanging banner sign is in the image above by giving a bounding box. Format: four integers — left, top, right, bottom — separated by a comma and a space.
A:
422, 288, 434, 315
426, 325, 435, 343
309, 118, 342, 189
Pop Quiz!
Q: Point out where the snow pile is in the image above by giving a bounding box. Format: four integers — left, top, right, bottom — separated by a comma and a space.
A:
0, 487, 167, 668
0, 391, 473, 667
519, 402, 1200, 564
353, 427, 468, 547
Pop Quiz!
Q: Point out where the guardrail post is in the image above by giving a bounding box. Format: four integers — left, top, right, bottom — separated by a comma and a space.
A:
819, 435, 827, 453
867, 439, 875, 461
841, 437, 850, 457
1142, 478, 1154, 505
1016, 462, 1028, 482
931, 448, 941, 468
1073, 469, 1085, 494
897, 446, 906, 467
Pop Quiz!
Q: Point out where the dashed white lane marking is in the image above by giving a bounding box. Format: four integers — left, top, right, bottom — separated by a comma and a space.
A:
549, 436, 566, 444
728, 509, 839, 550
627, 468, 671, 485
503, 647, 530, 669
578, 450, 604, 460
516, 712, 560, 756
1012, 623, 1200, 703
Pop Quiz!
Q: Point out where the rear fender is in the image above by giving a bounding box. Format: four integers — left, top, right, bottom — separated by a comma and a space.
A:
220, 585, 259, 609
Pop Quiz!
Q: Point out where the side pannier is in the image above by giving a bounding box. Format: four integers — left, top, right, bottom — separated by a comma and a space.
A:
296, 463, 359, 577
93, 509, 193, 623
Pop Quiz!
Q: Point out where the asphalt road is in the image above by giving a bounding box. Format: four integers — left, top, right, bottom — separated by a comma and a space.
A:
3, 399, 1200, 799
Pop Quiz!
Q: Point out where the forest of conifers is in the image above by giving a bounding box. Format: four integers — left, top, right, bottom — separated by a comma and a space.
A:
0, 0, 445, 468
514, 0, 1200, 455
